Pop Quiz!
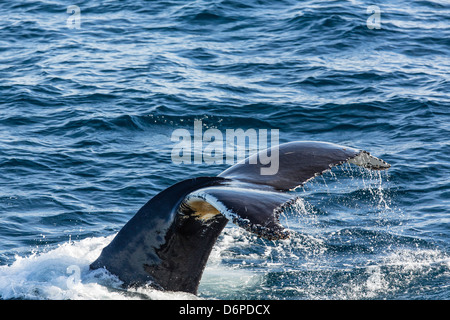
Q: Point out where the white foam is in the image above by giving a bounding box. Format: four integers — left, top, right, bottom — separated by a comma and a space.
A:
2, 227, 447, 300
0, 236, 198, 300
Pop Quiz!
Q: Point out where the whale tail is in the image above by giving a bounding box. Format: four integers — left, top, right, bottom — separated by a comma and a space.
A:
90, 176, 228, 294
91, 141, 390, 294
218, 141, 390, 191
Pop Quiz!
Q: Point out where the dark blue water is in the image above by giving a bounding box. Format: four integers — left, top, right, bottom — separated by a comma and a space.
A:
0, 0, 448, 300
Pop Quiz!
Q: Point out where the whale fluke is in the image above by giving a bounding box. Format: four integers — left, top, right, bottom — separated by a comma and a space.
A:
90, 141, 390, 294
218, 141, 390, 191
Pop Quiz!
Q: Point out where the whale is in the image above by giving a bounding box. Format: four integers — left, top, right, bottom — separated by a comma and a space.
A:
90, 141, 390, 294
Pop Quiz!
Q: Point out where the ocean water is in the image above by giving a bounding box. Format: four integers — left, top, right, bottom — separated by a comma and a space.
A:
0, 0, 449, 300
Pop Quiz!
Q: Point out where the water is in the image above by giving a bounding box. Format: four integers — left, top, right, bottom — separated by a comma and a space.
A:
0, 0, 449, 300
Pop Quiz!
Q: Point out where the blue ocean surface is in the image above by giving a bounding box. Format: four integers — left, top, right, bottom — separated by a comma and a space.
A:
0, 0, 448, 300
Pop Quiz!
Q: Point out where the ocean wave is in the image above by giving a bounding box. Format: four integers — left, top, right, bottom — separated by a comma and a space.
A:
0, 0, 448, 300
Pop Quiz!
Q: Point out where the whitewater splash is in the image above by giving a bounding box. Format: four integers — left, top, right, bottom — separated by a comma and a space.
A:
0, 228, 448, 300
0, 167, 448, 300
0, 235, 197, 300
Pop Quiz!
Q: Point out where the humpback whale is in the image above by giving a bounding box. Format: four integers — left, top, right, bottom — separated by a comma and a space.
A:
90, 141, 390, 294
